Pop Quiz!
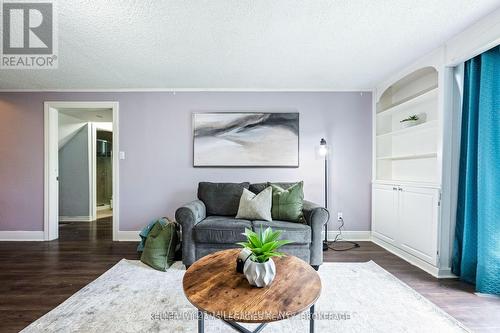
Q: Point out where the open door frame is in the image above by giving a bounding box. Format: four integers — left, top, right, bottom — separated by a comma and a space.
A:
44, 101, 120, 241
92, 124, 114, 220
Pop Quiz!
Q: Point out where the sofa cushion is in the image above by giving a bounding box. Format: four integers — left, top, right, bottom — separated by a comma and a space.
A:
236, 187, 273, 222
249, 182, 296, 194
194, 216, 252, 244
252, 220, 311, 245
269, 181, 305, 223
198, 182, 250, 216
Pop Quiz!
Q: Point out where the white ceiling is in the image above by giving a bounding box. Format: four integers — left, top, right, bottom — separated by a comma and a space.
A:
1, 0, 499, 90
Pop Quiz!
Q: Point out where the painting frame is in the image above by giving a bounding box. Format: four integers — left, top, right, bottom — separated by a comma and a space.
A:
192, 111, 300, 168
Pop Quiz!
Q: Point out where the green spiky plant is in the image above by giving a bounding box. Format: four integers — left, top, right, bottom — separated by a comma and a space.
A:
400, 114, 419, 123
237, 227, 293, 263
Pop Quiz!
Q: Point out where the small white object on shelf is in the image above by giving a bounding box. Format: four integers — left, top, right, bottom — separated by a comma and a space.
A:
401, 119, 419, 128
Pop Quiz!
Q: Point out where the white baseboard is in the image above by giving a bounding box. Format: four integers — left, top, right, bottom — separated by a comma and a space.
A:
325, 230, 371, 241
59, 216, 93, 222
371, 236, 456, 279
97, 205, 111, 211
115, 231, 140, 242
0, 231, 45, 241
436, 268, 457, 279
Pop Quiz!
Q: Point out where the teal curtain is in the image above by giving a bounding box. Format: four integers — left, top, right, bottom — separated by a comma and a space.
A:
452, 45, 500, 295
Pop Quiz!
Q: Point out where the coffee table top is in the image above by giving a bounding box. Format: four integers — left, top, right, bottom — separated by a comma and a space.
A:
183, 249, 321, 323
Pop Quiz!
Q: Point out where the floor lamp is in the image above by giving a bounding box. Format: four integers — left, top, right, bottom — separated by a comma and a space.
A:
319, 138, 360, 252
318, 138, 330, 251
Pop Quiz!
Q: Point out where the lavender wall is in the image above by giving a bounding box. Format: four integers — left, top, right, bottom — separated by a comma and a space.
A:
0, 92, 372, 233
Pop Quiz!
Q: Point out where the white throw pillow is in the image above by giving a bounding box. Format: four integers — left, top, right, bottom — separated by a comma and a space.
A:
236, 187, 272, 221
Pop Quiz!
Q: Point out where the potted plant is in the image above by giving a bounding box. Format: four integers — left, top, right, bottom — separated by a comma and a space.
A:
400, 114, 420, 128
237, 227, 292, 287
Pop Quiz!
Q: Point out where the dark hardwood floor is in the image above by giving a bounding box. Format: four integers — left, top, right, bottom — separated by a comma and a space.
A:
1, 219, 499, 332
0, 218, 138, 333
324, 243, 500, 333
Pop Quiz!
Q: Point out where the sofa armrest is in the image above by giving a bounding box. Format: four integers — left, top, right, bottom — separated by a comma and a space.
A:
175, 200, 206, 266
303, 200, 329, 266
176, 200, 206, 227
303, 200, 329, 227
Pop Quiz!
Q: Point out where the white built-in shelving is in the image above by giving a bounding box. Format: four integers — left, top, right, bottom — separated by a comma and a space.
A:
376, 120, 438, 139
375, 66, 440, 184
371, 50, 455, 278
376, 152, 438, 161
376, 87, 438, 117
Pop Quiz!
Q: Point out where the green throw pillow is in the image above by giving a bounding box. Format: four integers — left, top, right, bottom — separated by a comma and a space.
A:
140, 218, 179, 271
269, 181, 305, 223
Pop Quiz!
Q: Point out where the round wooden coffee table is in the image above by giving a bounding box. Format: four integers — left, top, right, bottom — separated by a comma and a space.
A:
183, 249, 321, 333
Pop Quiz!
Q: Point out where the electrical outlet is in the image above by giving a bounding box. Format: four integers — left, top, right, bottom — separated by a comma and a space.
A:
337, 212, 343, 221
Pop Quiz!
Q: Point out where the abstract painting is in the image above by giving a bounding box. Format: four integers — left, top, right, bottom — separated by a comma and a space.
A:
193, 112, 299, 167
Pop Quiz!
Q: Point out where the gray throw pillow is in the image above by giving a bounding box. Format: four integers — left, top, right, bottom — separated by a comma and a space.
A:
236, 187, 273, 221
249, 182, 297, 194
198, 182, 250, 216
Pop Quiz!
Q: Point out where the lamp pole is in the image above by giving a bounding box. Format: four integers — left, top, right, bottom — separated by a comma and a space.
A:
320, 138, 329, 251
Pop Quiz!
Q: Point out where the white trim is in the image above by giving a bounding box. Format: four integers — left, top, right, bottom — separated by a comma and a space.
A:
437, 268, 457, 279
44, 106, 50, 240
44, 101, 120, 241
112, 104, 120, 241
44, 104, 59, 241
444, 7, 500, 66
90, 123, 97, 221
43, 101, 121, 109
371, 91, 377, 183
371, 236, 455, 279
0, 231, 45, 241
59, 216, 94, 222
115, 231, 140, 242
325, 230, 371, 241
0, 88, 374, 93
372, 179, 441, 189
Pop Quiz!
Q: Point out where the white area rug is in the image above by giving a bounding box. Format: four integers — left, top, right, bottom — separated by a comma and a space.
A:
22, 260, 469, 332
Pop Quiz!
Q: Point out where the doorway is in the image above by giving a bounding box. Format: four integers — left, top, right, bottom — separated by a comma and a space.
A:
44, 102, 119, 241
96, 129, 113, 220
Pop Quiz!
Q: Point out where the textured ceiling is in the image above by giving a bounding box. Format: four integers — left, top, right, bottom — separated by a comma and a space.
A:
0, 0, 499, 90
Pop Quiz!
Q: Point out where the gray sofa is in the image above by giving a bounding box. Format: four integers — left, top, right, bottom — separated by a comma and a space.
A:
175, 182, 329, 269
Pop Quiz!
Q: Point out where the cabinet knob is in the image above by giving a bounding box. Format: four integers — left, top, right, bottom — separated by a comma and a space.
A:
398, 187, 403, 191
393, 187, 397, 190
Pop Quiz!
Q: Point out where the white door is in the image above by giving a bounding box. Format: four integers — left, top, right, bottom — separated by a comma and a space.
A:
45, 106, 59, 240
372, 184, 399, 244
398, 186, 440, 265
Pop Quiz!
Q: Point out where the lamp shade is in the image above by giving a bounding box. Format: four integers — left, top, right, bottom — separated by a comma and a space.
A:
318, 138, 328, 157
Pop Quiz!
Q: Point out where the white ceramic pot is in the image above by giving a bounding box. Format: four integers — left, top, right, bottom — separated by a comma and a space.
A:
243, 258, 276, 288
401, 120, 419, 128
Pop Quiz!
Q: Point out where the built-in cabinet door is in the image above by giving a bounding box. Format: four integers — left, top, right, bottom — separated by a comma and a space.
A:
372, 184, 399, 244
398, 186, 440, 265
